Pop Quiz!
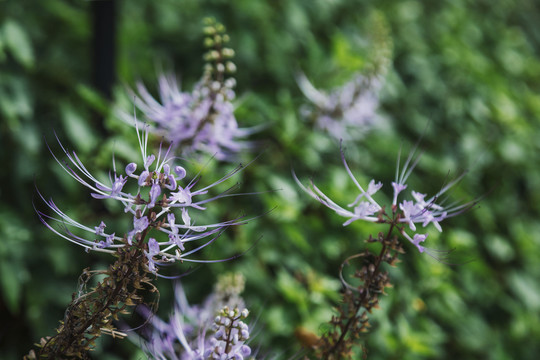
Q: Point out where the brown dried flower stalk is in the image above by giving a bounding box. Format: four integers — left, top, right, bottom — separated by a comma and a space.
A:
316, 225, 403, 359
25, 242, 156, 359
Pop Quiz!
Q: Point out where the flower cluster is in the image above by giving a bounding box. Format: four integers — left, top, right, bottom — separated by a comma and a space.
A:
120, 18, 253, 160
297, 72, 382, 141
36, 124, 251, 274
209, 306, 252, 359
133, 273, 253, 359
294, 146, 473, 254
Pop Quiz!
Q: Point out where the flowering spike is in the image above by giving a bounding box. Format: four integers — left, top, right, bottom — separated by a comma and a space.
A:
129, 273, 253, 359
118, 20, 259, 160
36, 126, 258, 273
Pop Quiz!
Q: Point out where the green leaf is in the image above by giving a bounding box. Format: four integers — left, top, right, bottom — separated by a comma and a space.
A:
508, 271, 540, 311
76, 84, 110, 114
60, 103, 97, 153
2, 19, 34, 68
332, 32, 365, 74
0, 32, 6, 62
0, 260, 22, 314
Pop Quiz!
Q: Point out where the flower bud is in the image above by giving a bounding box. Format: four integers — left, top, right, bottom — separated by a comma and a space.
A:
222, 48, 235, 57
165, 174, 177, 190
174, 166, 186, 179
226, 62, 236, 73
241, 309, 249, 318
125, 162, 137, 176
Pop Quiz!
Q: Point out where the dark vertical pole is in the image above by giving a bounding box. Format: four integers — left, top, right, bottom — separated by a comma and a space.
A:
91, 0, 117, 133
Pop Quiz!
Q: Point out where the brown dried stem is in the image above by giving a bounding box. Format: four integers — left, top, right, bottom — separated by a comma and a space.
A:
25, 240, 157, 360
315, 223, 404, 359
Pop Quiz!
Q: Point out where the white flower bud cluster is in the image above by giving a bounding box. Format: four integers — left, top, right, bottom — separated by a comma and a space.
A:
209, 306, 252, 359
201, 17, 237, 103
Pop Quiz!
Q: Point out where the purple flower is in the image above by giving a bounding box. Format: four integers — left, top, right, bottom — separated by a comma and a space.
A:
118, 19, 261, 161
120, 73, 257, 161
145, 238, 160, 273
35, 124, 256, 273
134, 216, 150, 232
294, 146, 474, 253
97, 233, 115, 249
297, 72, 383, 140
92, 174, 127, 200
127, 215, 150, 245
94, 221, 106, 235
148, 182, 162, 208
129, 273, 254, 359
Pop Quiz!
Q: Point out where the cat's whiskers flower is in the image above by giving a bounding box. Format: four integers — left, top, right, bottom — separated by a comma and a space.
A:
295, 146, 475, 253
36, 124, 257, 274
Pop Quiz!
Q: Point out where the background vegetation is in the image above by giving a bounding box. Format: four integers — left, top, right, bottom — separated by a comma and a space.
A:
2, 0, 540, 359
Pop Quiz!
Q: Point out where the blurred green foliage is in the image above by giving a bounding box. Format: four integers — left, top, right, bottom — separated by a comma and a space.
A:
2, 0, 540, 359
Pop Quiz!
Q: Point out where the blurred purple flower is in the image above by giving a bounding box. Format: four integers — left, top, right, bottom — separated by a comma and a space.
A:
297, 72, 382, 140
132, 273, 254, 359
120, 74, 255, 161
